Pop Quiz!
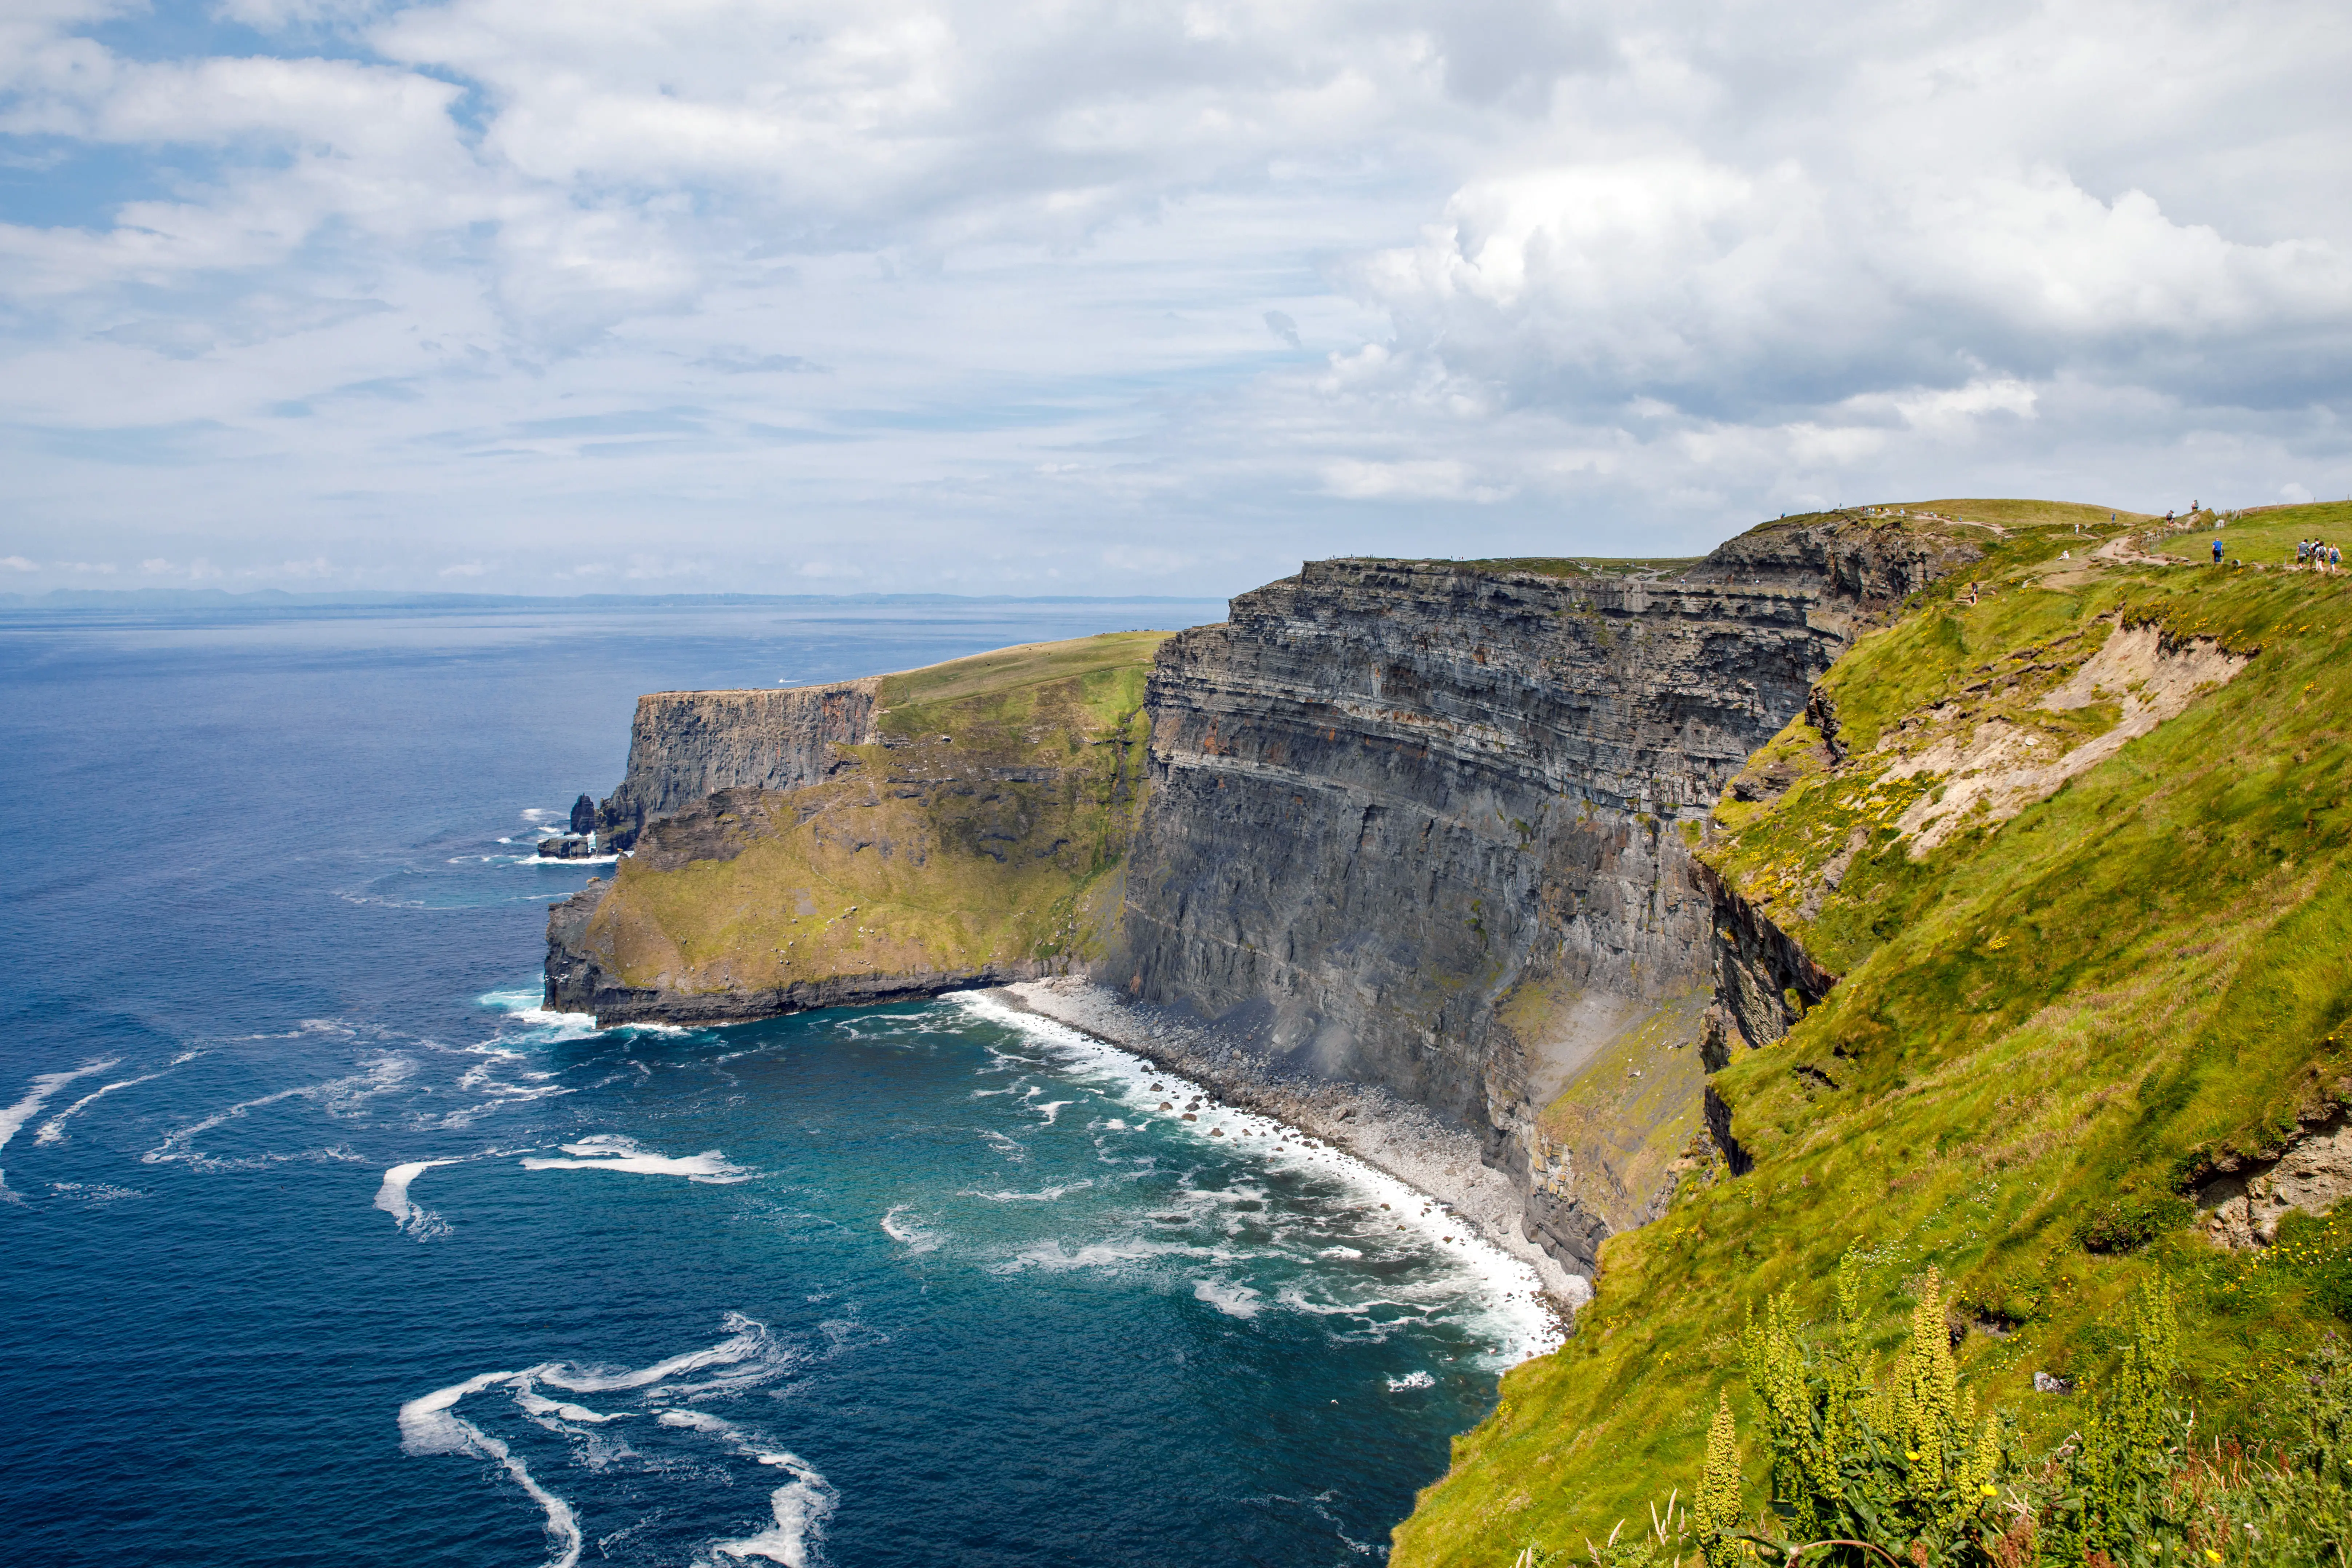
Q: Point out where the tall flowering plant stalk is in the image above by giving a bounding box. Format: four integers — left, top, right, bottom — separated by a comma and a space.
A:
1704, 1259, 2015, 1566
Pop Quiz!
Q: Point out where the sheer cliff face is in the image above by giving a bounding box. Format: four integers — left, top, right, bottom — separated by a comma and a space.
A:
597, 682, 879, 849
548, 634, 1165, 1024
1116, 523, 1977, 1210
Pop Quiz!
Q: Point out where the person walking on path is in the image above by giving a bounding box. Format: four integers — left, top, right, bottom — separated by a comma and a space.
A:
2214, 537, 2225, 564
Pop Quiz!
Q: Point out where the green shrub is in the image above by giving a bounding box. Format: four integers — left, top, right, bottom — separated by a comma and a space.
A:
2077, 1194, 2194, 1254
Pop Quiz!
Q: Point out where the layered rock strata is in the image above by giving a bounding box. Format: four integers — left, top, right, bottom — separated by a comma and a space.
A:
596, 681, 881, 851
1110, 518, 1978, 1276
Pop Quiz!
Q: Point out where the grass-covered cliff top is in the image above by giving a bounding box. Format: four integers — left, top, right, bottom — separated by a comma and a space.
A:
1396, 501, 2352, 1563
1423, 499, 2156, 587
874, 629, 1170, 715
575, 631, 1168, 1000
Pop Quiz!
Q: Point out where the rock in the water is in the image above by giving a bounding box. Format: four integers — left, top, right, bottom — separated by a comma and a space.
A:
538, 835, 596, 859
569, 793, 597, 835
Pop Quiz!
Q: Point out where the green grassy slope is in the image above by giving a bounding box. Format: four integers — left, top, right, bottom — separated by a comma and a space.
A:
2150, 500, 2352, 565
581, 631, 1167, 996
1394, 503, 2352, 1565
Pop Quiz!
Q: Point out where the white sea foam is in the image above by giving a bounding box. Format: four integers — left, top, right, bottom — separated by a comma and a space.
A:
518, 1392, 629, 1424
48, 1180, 146, 1203
402, 1313, 839, 1568
1386, 1371, 1436, 1391
374, 1158, 467, 1237
400, 1370, 525, 1455
534, 1313, 780, 1396
143, 1056, 414, 1171
879, 1203, 941, 1253
947, 989, 1565, 1367
33, 1070, 163, 1146
399, 1370, 586, 1568
1034, 1099, 1072, 1125
961, 1180, 1093, 1203
477, 986, 607, 1043
1194, 1277, 1265, 1319
658, 1409, 737, 1434
709, 1450, 836, 1567
520, 1134, 752, 1184
1, 1059, 119, 1152
998, 1236, 1221, 1274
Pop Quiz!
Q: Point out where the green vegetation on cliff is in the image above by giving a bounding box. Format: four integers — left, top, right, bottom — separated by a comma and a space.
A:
1395, 503, 2352, 1564
576, 631, 1166, 1002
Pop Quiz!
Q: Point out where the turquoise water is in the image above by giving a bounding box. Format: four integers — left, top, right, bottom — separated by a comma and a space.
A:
0, 598, 1552, 1566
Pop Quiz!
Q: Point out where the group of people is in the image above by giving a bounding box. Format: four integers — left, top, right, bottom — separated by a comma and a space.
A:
2299, 539, 2342, 572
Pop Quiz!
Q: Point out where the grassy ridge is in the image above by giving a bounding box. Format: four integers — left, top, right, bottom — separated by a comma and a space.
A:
582, 631, 1168, 998
1394, 503, 2352, 1565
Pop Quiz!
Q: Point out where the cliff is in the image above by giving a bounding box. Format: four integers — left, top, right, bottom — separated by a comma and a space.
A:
1112, 512, 1986, 1274
545, 632, 1164, 1022
1392, 498, 2352, 1562
595, 681, 881, 851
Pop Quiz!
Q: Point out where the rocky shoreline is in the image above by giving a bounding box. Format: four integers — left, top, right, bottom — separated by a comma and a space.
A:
989, 975, 1591, 1314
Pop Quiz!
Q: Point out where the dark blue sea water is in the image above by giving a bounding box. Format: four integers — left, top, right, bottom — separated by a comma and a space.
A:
0, 598, 1555, 1568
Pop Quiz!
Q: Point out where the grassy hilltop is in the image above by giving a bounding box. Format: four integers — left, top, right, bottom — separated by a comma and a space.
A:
1396, 500, 2352, 1563
574, 631, 1167, 1001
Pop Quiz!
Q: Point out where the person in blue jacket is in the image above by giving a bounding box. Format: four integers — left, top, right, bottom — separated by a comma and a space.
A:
2213, 537, 2224, 564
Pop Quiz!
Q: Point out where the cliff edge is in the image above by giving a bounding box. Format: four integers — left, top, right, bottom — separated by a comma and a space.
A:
545, 632, 1165, 1023
1392, 498, 2352, 1563
1112, 510, 1986, 1280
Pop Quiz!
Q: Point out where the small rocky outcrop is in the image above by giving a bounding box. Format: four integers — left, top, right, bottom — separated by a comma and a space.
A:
2197, 1113, 2352, 1248
537, 835, 597, 859
1691, 856, 1836, 1066
568, 793, 597, 835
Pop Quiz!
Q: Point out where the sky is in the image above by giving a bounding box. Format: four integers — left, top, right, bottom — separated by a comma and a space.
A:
2, 0, 2349, 598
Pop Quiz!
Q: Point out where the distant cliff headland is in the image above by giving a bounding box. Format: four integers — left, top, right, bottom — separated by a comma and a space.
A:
546, 497, 2352, 1561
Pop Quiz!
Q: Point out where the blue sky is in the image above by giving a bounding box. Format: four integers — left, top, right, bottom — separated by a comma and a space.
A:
3, 0, 2349, 597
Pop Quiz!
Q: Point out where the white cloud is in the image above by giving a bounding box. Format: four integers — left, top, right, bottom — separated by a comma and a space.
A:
1320, 458, 1514, 504
0, 0, 2344, 592
1, 554, 37, 570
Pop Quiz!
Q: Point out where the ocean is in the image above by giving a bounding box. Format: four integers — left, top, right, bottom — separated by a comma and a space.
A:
0, 597, 1556, 1568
